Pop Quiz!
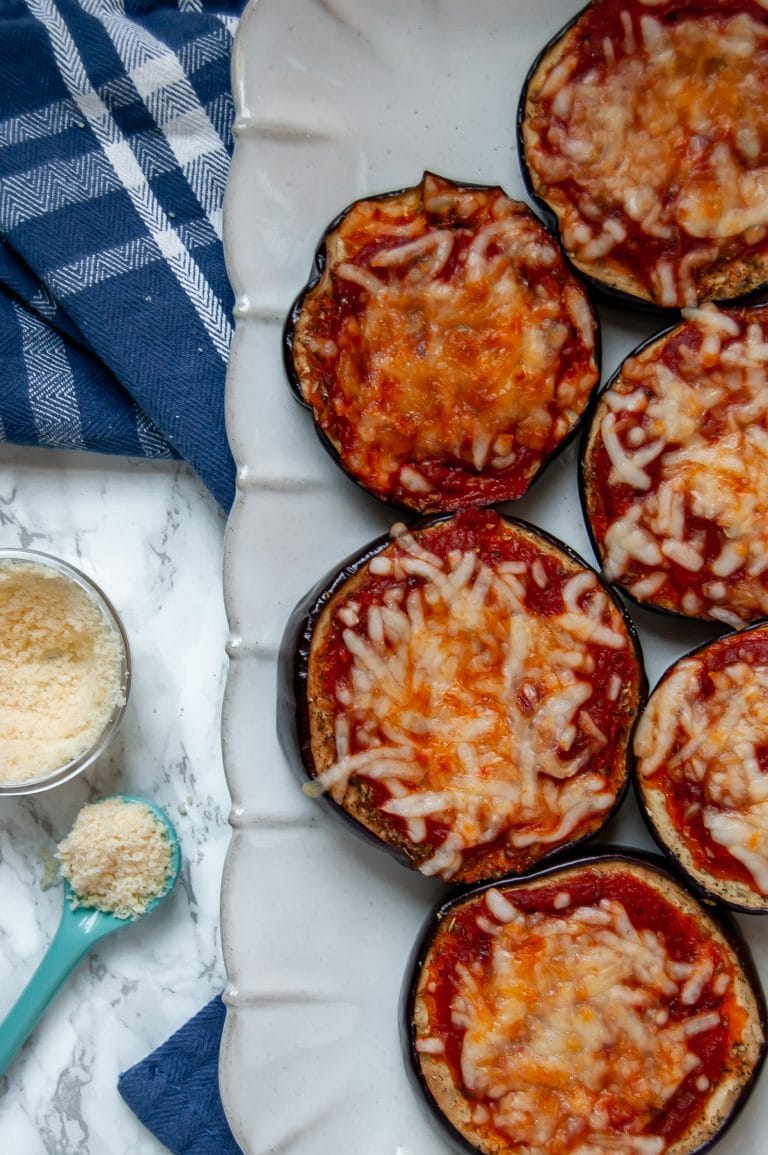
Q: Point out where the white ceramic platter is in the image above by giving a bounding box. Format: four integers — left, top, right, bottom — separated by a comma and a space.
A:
219, 2, 768, 1152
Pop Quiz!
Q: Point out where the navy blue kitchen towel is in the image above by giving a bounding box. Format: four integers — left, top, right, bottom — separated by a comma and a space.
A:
0, 0, 246, 510
118, 994, 242, 1155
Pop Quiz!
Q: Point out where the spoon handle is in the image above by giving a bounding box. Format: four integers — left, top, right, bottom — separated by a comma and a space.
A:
0, 910, 93, 1079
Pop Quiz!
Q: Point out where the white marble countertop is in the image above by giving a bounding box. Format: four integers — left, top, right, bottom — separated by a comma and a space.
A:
0, 445, 231, 1154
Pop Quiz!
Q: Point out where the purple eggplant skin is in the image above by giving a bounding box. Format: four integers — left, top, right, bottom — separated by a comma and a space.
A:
633, 619, 768, 917
576, 306, 768, 628
276, 511, 648, 885
400, 847, 768, 1155
276, 523, 420, 870
515, 6, 768, 316
282, 174, 603, 517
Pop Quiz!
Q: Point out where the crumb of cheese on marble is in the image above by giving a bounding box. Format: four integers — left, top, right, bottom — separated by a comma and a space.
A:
57, 798, 172, 919
38, 846, 60, 891
0, 561, 124, 783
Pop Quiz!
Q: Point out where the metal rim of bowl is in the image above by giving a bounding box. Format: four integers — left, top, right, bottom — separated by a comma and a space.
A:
0, 548, 132, 796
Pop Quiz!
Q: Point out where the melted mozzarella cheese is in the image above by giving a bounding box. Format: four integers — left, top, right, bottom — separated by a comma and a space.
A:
527, 6, 768, 305
449, 891, 722, 1153
312, 523, 629, 879
597, 304, 768, 623
636, 651, 768, 893
296, 175, 597, 500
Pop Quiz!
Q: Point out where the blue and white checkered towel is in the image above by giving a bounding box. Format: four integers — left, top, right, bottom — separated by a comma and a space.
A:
0, 0, 243, 509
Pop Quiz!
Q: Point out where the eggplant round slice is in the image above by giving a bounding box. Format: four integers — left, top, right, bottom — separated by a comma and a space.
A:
519, 0, 768, 310
277, 507, 645, 885
581, 303, 768, 627
635, 621, 768, 914
403, 852, 767, 1155
285, 172, 600, 514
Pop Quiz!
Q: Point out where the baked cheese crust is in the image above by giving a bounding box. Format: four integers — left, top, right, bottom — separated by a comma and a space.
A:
289, 173, 598, 512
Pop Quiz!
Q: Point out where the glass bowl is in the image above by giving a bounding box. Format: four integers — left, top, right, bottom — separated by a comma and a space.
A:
0, 549, 131, 796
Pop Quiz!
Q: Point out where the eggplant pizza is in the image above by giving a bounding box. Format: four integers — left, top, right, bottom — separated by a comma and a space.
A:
520, 0, 768, 308
285, 173, 599, 513
581, 303, 768, 625
279, 508, 644, 884
636, 622, 768, 913
405, 854, 766, 1155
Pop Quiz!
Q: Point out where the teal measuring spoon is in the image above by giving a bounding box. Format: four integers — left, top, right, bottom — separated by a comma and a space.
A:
0, 796, 181, 1079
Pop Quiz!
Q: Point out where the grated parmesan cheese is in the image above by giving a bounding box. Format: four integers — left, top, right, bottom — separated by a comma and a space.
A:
0, 560, 126, 784
57, 798, 173, 919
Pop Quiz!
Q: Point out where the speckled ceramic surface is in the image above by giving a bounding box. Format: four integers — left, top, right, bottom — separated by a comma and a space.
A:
219, 3, 768, 1152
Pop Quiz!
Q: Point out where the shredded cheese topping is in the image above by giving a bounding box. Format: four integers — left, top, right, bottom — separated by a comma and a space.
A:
636, 640, 768, 895
425, 888, 726, 1155
293, 173, 597, 508
525, 1, 768, 306
309, 515, 633, 880
590, 304, 768, 624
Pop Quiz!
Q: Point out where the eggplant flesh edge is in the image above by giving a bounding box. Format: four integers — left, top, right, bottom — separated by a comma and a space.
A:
276, 511, 647, 886
401, 849, 768, 1155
